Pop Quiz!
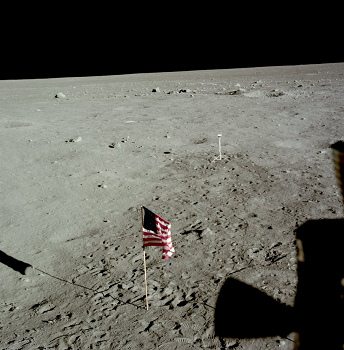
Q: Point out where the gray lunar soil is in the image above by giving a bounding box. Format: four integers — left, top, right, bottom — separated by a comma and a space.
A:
0, 63, 343, 349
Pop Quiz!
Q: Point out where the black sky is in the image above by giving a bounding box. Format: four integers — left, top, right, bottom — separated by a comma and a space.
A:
1, 6, 343, 80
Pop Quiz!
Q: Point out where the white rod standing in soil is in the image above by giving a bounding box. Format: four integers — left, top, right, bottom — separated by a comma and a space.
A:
218, 134, 222, 160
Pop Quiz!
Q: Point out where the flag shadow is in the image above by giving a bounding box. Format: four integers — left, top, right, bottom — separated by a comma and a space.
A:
214, 218, 344, 349
0, 250, 32, 275
0, 250, 146, 310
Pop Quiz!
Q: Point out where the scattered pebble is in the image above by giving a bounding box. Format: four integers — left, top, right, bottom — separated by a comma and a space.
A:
31, 301, 55, 314
267, 89, 285, 97
152, 87, 160, 92
66, 136, 82, 143
8, 305, 18, 312
55, 92, 66, 99
224, 339, 239, 347
109, 142, 119, 149
193, 137, 207, 144
277, 339, 287, 347
217, 89, 242, 95
109, 137, 129, 148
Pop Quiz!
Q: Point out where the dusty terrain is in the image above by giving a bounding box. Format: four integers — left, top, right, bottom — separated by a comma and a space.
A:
0, 63, 343, 349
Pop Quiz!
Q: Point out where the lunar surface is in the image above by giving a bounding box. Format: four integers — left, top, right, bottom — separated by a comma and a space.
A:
0, 63, 343, 349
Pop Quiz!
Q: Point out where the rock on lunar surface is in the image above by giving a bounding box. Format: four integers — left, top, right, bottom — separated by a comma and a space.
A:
55, 92, 66, 98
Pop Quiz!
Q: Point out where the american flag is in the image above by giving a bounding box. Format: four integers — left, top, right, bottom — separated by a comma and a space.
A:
142, 206, 175, 260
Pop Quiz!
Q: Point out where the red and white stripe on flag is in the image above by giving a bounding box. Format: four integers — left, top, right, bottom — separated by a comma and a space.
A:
142, 206, 175, 260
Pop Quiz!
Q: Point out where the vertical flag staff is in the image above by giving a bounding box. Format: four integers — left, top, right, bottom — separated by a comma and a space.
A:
143, 249, 149, 310
141, 206, 149, 310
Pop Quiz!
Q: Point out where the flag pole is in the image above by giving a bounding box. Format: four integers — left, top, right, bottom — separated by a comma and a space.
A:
143, 250, 149, 310
141, 206, 149, 310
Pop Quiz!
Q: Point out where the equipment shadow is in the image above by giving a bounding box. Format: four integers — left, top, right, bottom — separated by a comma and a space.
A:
0, 249, 145, 309
0, 250, 32, 275
214, 218, 344, 349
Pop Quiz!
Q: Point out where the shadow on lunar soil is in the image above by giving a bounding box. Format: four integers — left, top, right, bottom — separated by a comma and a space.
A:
0, 250, 32, 275
214, 218, 344, 349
